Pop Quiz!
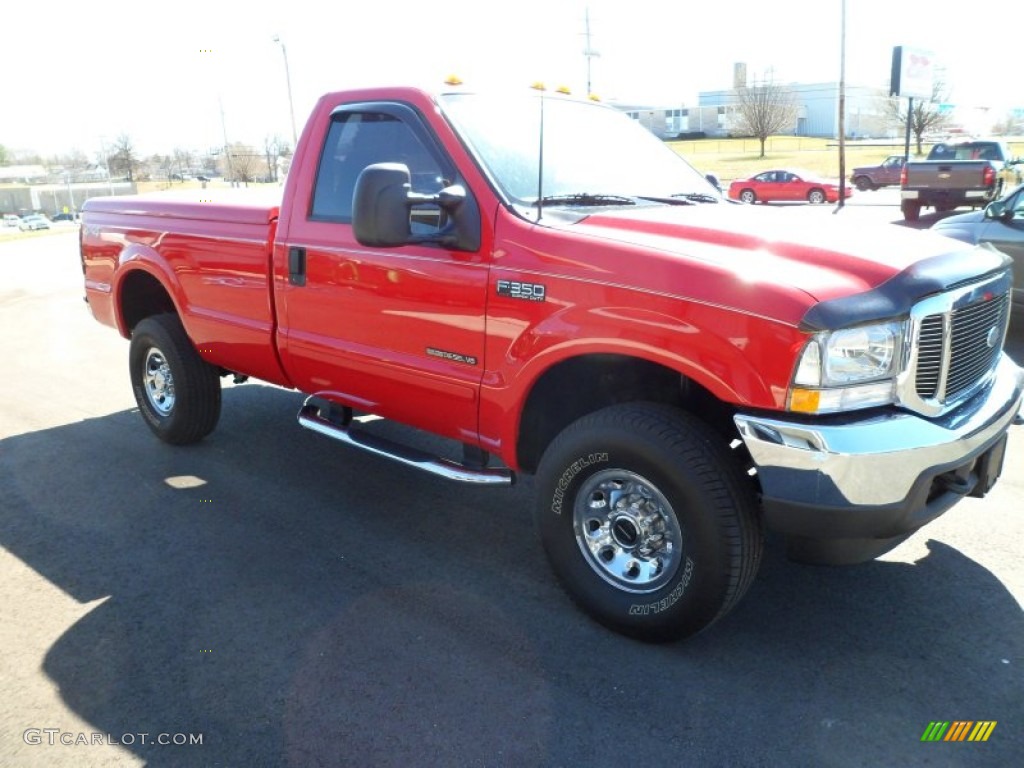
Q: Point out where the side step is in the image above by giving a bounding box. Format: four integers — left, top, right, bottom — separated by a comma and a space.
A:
297, 400, 514, 486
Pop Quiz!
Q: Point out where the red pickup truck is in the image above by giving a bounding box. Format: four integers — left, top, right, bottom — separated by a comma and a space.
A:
81, 85, 1024, 642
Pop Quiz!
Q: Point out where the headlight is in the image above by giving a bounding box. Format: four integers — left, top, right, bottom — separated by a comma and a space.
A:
789, 321, 904, 414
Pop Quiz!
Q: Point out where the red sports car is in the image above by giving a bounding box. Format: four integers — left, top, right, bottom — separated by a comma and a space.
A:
728, 170, 852, 205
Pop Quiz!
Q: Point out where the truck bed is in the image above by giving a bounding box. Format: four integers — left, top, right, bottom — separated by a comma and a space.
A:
81, 192, 289, 386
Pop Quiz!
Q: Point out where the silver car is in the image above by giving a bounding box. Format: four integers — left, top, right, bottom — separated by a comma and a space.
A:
932, 184, 1024, 315
18, 214, 50, 231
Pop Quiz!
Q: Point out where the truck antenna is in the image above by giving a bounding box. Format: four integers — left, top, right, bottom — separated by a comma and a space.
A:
536, 92, 545, 222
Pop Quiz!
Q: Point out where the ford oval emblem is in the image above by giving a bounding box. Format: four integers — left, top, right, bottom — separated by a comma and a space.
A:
986, 326, 999, 348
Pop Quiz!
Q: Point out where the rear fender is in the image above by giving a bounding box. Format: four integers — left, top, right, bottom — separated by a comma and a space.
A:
112, 242, 185, 338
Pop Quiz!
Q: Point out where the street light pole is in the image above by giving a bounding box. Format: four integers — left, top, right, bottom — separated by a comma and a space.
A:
835, 0, 847, 212
273, 35, 298, 148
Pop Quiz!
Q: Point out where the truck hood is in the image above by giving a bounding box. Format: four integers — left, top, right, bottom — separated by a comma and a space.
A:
549, 202, 1002, 328
932, 209, 987, 230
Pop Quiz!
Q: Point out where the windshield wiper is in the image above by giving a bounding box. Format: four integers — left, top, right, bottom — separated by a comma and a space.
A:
633, 192, 722, 206
536, 193, 637, 207
635, 195, 695, 206
670, 192, 721, 204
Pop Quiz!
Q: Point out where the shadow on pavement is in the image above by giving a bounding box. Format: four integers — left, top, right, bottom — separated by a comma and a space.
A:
1, 383, 1021, 766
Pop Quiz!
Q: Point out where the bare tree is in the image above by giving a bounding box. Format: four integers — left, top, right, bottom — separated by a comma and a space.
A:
46, 149, 89, 176
224, 143, 266, 186
199, 149, 220, 177
172, 148, 194, 180
732, 80, 798, 158
884, 78, 952, 155
150, 153, 175, 182
0, 143, 7, 165
991, 110, 1024, 137
262, 135, 291, 183
9, 148, 43, 165
110, 133, 138, 182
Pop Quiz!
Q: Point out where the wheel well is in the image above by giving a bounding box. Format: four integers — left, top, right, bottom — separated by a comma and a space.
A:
516, 354, 737, 472
120, 270, 176, 332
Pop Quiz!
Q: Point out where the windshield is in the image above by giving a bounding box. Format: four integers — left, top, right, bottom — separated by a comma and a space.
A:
928, 142, 1004, 161
439, 92, 716, 208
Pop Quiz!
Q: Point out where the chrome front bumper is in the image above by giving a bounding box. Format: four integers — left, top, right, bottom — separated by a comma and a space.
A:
734, 354, 1024, 541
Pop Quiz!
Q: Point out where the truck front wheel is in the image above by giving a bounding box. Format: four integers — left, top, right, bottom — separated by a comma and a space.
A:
129, 313, 221, 445
534, 403, 763, 642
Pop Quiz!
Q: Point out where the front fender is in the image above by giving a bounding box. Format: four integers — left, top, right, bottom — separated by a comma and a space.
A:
518, 304, 792, 404
480, 301, 806, 465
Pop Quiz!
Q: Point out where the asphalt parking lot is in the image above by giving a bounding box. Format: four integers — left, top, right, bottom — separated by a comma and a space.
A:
1, 211, 1021, 767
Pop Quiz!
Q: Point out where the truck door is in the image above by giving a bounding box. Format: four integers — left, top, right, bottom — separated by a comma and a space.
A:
276, 103, 489, 443
883, 156, 903, 186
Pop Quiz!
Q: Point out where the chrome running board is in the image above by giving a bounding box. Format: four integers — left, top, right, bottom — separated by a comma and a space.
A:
297, 399, 514, 486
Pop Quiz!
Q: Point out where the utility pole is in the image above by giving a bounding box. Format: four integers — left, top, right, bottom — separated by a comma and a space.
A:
219, 95, 234, 185
273, 35, 299, 148
582, 7, 600, 96
835, 0, 847, 211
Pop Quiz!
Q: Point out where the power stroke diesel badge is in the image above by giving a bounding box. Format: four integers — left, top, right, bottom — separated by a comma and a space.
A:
496, 279, 546, 302
426, 348, 478, 366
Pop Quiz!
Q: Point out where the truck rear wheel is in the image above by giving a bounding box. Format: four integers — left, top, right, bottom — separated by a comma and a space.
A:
129, 313, 221, 445
853, 175, 873, 191
534, 403, 763, 642
901, 200, 921, 221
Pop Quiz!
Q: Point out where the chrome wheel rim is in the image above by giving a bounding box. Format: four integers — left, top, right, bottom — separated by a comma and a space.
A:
809, 190, 825, 204
573, 469, 682, 593
142, 347, 175, 416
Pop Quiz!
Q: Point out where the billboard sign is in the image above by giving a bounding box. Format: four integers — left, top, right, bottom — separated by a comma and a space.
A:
890, 46, 935, 99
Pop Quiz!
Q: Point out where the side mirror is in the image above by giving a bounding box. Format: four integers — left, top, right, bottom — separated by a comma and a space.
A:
704, 173, 722, 193
352, 163, 415, 247
984, 201, 1010, 221
352, 163, 479, 251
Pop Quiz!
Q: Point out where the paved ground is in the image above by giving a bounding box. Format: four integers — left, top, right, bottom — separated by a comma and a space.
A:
1, 207, 1021, 766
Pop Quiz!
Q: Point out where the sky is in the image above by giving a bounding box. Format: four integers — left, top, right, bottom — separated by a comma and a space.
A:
1, 0, 1017, 160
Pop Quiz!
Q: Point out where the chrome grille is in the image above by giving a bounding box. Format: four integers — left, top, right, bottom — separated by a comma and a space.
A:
947, 297, 1007, 397
913, 290, 1009, 404
915, 316, 943, 398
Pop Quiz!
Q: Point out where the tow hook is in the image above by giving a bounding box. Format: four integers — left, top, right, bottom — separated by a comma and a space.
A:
936, 472, 973, 496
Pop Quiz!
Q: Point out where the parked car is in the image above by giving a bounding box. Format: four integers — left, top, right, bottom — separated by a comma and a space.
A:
51, 212, 78, 222
18, 214, 50, 231
728, 170, 852, 204
850, 155, 905, 191
2, 214, 20, 228
931, 183, 1024, 315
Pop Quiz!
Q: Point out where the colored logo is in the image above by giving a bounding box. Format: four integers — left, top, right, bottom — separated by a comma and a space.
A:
921, 721, 997, 742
